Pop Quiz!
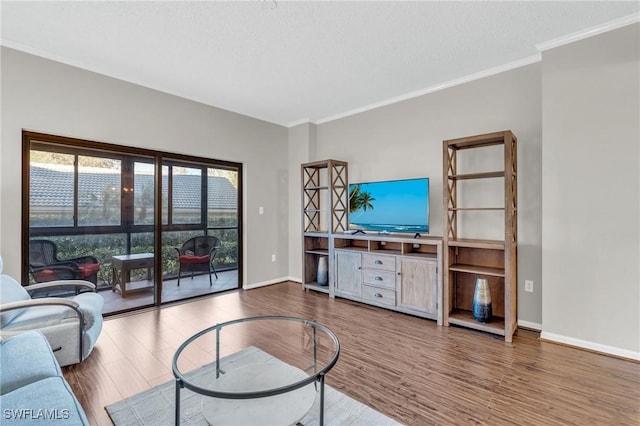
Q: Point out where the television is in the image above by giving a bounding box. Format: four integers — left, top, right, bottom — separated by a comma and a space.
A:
348, 177, 429, 234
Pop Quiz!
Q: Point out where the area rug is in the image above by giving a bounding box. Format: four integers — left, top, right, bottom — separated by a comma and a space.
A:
105, 346, 402, 426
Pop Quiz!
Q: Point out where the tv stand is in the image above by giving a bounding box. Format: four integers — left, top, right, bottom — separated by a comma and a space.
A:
332, 233, 443, 324
300, 159, 443, 325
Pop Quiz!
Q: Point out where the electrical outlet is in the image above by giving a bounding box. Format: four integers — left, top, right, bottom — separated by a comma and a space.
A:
525, 280, 533, 293
259, 206, 264, 215
271, 254, 276, 262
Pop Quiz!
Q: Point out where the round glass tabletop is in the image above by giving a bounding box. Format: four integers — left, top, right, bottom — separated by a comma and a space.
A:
172, 316, 340, 426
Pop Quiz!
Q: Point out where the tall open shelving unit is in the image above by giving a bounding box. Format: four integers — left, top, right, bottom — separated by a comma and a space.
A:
442, 130, 518, 342
301, 159, 348, 294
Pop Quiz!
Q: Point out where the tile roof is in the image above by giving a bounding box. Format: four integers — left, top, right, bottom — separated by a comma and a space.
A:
30, 165, 237, 210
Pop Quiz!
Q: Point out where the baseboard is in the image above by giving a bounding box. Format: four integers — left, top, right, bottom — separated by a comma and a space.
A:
540, 331, 640, 362
243, 276, 299, 290
242, 284, 637, 361
517, 320, 542, 331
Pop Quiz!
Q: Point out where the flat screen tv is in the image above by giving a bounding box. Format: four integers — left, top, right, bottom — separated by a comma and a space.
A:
348, 177, 429, 234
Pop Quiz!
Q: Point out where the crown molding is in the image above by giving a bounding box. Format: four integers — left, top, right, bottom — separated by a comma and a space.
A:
536, 12, 640, 51
286, 118, 312, 128
314, 54, 541, 126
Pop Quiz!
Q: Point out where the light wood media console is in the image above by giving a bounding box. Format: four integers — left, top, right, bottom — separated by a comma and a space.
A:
332, 234, 443, 324
301, 160, 443, 324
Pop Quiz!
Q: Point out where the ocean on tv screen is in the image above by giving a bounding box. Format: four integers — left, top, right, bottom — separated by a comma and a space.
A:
349, 223, 428, 233
348, 177, 429, 234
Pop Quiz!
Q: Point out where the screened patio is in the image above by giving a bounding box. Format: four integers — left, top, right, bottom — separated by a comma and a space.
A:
24, 131, 242, 315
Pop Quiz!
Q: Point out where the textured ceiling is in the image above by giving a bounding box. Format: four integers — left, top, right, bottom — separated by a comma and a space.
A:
1, 1, 639, 126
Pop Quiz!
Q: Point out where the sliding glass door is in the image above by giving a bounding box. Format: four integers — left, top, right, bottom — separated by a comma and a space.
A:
159, 161, 240, 303
23, 131, 242, 315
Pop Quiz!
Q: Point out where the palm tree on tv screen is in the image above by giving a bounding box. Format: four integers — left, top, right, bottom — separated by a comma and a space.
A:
349, 184, 375, 218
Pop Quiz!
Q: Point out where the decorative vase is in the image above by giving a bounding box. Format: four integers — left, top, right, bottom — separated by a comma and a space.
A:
472, 277, 492, 323
317, 256, 328, 286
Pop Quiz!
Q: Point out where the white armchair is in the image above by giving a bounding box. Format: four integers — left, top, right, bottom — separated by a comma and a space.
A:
0, 256, 104, 367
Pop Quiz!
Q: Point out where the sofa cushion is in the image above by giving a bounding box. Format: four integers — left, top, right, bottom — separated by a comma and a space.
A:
2, 304, 79, 331
1, 376, 89, 425
0, 331, 62, 395
31, 269, 66, 282
0, 274, 31, 327
77, 263, 100, 278
73, 292, 104, 330
179, 254, 210, 264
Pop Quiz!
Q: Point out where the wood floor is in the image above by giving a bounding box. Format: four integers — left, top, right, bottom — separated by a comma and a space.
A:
63, 281, 640, 425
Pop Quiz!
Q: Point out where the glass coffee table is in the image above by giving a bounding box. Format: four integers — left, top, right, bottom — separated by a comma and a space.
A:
172, 316, 340, 426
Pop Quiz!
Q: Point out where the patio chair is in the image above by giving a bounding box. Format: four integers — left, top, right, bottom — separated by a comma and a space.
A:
175, 236, 220, 286
29, 239, 100, 285
0, 256, 104, 367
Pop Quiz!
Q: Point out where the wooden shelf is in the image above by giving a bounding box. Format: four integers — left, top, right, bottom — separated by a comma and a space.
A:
334, 245, 369, 252
448, 207, 504, 211
443, 130, 517, 342
449, 263, 505, 277
448, 310, 505, 336
304, 231, 329, 237
402, 252, 438, 260
370, 249, 402, 256
444, 131, 508, 150
447, 238, 505, 250
302, 160, 349, 294
449, 171, 504, 180
303, 282, 330, 294
305, 248, 329, 256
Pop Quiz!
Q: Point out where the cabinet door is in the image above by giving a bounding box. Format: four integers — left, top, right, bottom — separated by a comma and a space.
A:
397, 257, 437, 315
335, 250, 362, 298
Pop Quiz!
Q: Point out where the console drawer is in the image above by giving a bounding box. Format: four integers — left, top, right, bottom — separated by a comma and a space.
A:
361, 253, 396, 271
362, 269, 396, 289
362, 285, 396, 306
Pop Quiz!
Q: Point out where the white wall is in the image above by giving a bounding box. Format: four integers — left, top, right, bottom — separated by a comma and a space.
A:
0, 47, 290, 286
541, 23, 640, 359
298, 64, 544, 326
287, 123, 314, 281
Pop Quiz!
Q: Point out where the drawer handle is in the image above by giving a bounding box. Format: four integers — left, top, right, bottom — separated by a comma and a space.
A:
374, 293, 383, 298
374, 260, 383, 265
374, 276, 383, 281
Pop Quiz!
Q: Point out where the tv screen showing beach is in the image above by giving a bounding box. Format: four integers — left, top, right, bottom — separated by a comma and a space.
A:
348, 178, 429, 233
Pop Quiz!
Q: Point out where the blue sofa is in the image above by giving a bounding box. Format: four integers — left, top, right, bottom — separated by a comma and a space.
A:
0, 331, 89, 425
0, 255, 104, 368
